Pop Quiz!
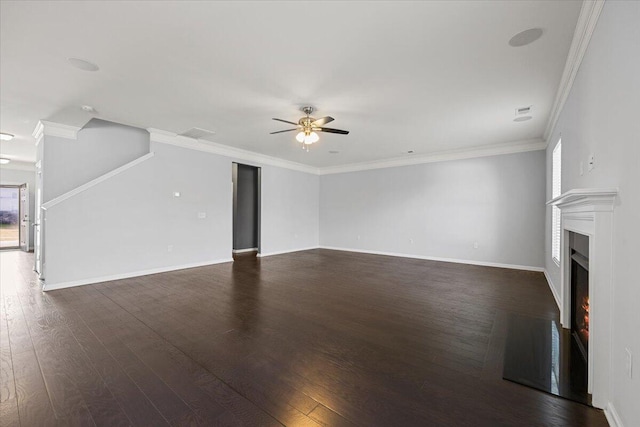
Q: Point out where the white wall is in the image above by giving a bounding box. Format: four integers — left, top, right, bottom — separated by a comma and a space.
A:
0, 166, 35, 248
43, 119, 149, 201
42, 131, 320, 287
44, 142, 232, 286
544, 1, 640, 425
320, 150, 545, 269
261, 164, 319, 256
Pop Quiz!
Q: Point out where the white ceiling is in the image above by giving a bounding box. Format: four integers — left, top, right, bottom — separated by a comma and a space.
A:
0, 1, 581, 167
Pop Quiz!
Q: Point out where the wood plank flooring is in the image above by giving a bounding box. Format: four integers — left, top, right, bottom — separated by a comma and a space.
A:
0, 250, 609, 426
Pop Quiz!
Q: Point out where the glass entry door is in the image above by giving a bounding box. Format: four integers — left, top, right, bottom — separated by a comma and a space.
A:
0, 185, 20, 249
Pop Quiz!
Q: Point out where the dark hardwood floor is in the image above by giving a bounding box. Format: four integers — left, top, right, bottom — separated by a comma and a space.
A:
0, 249, 609, 426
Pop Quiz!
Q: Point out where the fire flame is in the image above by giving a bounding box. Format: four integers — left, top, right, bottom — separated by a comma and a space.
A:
580, 296, 590, 340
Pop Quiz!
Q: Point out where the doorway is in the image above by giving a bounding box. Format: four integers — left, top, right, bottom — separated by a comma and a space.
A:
0, 185, 21, 249
232, 163, 260, 257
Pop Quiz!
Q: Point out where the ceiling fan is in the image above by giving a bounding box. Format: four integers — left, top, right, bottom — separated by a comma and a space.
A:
271, 106, 349, 150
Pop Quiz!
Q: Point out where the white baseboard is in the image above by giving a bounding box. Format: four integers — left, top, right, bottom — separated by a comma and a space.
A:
232, 248, 258, 254
543, 269, 562, 311
605, 402, 624, 427
257, 246, 320, 258
319, 246, 545, 272
42, 258, 233, 291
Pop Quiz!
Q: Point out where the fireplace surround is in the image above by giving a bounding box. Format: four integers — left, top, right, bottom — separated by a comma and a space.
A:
548, 188, 617, 409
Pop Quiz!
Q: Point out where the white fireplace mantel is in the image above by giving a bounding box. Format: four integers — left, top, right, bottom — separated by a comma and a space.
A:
547, 188, 618, 212
548, 188, 618, 409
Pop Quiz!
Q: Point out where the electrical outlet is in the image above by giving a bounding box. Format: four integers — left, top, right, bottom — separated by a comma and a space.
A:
409, 238, 414, 244
473, 242, 479, 249
167, 245, 173, 253
357, 235, 361, 240
197, 212, 206, 219
625, 348, 633, 379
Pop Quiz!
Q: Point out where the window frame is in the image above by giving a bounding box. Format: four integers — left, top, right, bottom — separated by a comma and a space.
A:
551, 139, 562, 265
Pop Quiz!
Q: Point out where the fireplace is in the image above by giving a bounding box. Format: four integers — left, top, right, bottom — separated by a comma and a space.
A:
569, 232, 589, 361
548, 188, 617, 409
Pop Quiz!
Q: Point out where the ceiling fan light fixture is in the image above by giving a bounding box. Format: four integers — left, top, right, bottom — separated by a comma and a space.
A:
273, 106, 348, 150
306, 132, 319, 144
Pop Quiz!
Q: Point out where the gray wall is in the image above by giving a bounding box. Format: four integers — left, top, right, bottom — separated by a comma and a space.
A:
233, 163, 259, 250
320, 150, 546, 269
45, 142, 233, 286
42, 127, 320, 287
0, 167, 35, 249
260, 164, 319, 256
544, 2, 639, 424
43, 118, 149, 202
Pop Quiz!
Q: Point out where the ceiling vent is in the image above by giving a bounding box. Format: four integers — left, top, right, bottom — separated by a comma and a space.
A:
515, 106, 532, 116
179, 127, 216, 141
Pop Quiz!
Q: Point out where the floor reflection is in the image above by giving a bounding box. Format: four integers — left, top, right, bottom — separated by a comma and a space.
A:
230, 253, 262, 334
503, 314, 589, 406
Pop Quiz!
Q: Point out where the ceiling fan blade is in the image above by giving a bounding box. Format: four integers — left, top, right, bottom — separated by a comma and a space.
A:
272, 118, 299, 126
270, 128, 299, 134
317, 127, 349, 135
311, 116, 334, 126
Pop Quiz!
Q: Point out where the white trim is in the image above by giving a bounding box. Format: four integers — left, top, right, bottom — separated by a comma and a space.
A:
32, 120, 82, 145
232, 248, 258, 254
319, 139, 546, 175
29, 120, 548, 176
42, 258, 233, 291
547, 188, 618, 211
543, 269, 562, 311
148, 128, 320, 175
32, 121, 44, 145
148, 126, 545, 176
543, 0, 606, 141
604, 402, 624, 427
41, 152, 155, 210
551, 187, 617, 409
257, 246, 320, 258
319, 246, 544, 272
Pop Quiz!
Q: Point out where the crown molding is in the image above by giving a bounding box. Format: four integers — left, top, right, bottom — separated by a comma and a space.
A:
30, 120, 548, 176
147, 128, 320, 175
543, 0, 606, 142
319, 139, 546, 175
32, 120, 82, 146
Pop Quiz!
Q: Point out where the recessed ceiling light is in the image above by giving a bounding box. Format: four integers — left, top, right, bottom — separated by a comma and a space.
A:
81, 105, 96, 113
67, 57, 100, 71
0, 133, 14, 141
329, 150, 340, 154
0, 158, 10, 164
509, 28, 543, 47
514, 116, 533, 122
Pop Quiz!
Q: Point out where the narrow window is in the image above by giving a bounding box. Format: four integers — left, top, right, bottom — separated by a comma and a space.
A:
552, 140, 562, 264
